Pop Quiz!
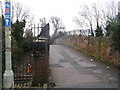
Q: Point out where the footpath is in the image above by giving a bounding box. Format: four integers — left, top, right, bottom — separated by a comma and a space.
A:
49, 45, 118, 88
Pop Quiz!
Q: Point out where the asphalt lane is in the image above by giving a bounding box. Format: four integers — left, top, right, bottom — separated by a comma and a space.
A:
49, 45, 118, 88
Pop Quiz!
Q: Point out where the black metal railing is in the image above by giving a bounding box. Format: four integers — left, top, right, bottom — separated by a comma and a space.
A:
13, 23, 50, 87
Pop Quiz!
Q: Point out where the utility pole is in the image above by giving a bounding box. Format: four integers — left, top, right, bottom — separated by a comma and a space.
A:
3, 0, 14, 88
0, 1, 2, 89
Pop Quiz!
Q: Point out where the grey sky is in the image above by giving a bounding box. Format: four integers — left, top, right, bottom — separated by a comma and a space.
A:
0, 0, 119, 35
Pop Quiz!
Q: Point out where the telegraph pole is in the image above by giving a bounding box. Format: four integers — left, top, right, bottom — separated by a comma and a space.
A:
0, 1, 2, 89
3, 0, 14, 88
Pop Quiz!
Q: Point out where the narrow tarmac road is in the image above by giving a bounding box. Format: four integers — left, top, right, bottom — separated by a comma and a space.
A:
49, 45, 118, 88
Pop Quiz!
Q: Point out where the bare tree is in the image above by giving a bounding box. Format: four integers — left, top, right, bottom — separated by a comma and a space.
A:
39, 17, 47, 27
100, 0, 118, 35
49, 16, 65, 43
92, 3, 101, 27
73, 16, 88, 29
11, 1, 34, 35
92, 3, 104, 37
74, 5, 94, 36
50, 16, 65, 36
106, 0, 118, 22
11, 1, 33, 23
74, 0, 118, 37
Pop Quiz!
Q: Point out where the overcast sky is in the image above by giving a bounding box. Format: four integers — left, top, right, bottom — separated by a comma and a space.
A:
0, 0, 119, 34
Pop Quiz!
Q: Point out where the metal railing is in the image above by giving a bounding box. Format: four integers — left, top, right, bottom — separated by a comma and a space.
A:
13, 23, 50, 87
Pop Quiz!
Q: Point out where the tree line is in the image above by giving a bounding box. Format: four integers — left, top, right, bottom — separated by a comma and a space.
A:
73, 0, 120, 54
2, 0, 120, 64
1, 1, 66, 63
2, 1, 34, 63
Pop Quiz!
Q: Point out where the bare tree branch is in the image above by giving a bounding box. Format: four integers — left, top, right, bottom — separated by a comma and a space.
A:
39, 17, 47, 27
11, 1, 32, 23
50, 16, 65, 35
74, 5, 94, 36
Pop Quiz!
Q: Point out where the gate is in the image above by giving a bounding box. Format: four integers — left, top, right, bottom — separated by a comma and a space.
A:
13, 23, 50, 87
13, 53, 34, 87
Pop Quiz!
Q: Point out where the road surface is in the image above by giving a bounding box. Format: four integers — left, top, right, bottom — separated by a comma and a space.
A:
49, 45, 118, 88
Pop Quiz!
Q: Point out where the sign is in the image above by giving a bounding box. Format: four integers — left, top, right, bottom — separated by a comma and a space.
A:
5, 2, 10, 15
5, 2, 11, 27
5, 18, 10, 27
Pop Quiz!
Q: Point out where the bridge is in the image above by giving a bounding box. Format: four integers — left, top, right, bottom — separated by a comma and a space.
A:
49, 30, 119, 88
0, 0, 120, 89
